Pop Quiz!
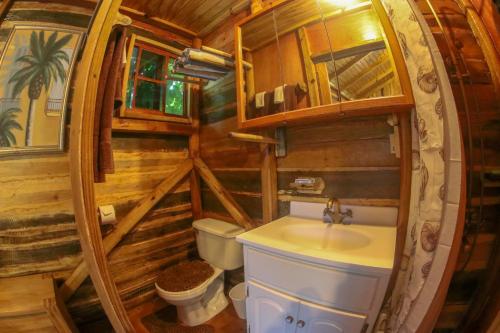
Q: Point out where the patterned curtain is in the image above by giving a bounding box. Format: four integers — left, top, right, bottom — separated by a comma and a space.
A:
375, 1, 446, 331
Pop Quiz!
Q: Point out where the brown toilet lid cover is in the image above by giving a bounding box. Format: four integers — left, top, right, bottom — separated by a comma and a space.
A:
157, 260, 215, 292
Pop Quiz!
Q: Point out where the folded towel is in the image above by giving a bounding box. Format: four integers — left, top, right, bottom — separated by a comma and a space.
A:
274, 85, 285, 104
255, 92, 266, 109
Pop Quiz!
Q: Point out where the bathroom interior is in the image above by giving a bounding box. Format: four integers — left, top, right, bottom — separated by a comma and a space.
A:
0, 0, 499, 332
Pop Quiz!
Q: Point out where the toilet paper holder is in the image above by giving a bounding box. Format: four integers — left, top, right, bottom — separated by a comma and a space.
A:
98, 205, 117, 225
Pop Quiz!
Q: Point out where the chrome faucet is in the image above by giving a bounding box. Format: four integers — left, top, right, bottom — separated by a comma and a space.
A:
323, 198, 353, 224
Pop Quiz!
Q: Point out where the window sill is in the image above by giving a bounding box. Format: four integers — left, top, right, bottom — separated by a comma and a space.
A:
112, 117, 195, 136
121, 109, 192, 124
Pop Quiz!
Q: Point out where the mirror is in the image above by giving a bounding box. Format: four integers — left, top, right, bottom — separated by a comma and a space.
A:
236, 0, 411, 127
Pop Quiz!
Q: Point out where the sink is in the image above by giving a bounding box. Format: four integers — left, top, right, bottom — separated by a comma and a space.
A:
236, 215, 396, 270
281, 223, 371, 251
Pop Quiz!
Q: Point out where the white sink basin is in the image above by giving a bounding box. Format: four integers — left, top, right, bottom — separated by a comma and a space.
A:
237, 216, 396, 270
281, 223, 371, 251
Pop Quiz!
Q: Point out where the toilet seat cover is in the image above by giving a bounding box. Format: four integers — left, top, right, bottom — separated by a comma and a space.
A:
157, 260, 215, 293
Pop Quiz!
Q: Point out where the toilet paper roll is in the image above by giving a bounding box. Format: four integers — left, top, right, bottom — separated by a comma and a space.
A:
98, 205, 116, 225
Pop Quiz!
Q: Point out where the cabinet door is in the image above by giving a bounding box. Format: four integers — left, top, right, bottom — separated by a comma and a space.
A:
247, 281, 299, 333
296, 299, 367, 333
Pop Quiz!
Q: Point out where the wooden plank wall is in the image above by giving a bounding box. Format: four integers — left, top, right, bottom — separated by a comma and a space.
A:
0, 1, 94, 279
68, 133, 195, 324
199, 71, 264, 223
201, 9, 401, 222
277, 115, 401, 215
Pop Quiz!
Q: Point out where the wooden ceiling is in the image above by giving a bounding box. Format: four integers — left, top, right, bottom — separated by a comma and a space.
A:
121, 0, 250, 37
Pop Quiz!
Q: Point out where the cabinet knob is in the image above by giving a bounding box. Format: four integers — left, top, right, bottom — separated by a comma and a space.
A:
297, 320, 306, 328
285, 316, 294, 324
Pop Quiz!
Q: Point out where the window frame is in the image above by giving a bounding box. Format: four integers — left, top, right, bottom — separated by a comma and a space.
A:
120, 34, 192, 124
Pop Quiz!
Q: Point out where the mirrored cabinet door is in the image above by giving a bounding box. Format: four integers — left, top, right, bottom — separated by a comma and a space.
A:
272, 0, 330, 111
241, 11, 285, 120
316, 0, 403, 101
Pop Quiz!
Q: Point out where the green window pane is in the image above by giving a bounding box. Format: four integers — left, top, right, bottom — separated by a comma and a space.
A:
139, 50, 165, 80
125, 46, 139, 108
165, 80, 184, 116
136, 80, 164, 111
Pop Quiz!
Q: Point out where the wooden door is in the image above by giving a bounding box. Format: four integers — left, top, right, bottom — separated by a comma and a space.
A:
296, 299, 367, 333
247, 281, 299, 333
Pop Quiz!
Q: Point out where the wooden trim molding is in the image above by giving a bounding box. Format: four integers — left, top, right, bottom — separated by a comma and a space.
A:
386, 112, 412, 294
0, 0, 13, 24
68, 0, 133, 331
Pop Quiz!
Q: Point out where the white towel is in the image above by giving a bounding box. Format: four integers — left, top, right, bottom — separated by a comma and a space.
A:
255, 92, 265, 109
274, 85, 285, 104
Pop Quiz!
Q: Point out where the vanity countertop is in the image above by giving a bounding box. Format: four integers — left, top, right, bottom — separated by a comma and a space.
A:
237, 215, 396, 271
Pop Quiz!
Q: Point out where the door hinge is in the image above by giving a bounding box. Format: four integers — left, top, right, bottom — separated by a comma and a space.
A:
246, 285, 249, 297
360, 323, 369, 333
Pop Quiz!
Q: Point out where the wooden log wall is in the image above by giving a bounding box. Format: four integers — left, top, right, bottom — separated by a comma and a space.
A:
0, 1, 94, 279
67, 133, 195, 324
0, 1, 197, 327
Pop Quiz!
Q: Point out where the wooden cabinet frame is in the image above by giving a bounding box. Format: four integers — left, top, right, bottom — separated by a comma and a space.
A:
234, 0, 414, 130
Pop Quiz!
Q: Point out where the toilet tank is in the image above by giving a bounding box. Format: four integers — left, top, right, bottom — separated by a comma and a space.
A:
193, 218, 245, 270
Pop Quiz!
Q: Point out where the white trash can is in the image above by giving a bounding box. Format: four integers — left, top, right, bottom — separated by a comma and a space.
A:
229, 282, 246, 319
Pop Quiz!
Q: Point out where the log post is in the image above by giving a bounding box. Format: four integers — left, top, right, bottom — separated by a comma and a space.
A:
190, 37, 203, 220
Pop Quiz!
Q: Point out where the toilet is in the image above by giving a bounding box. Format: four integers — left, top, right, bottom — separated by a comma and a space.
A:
155, 218, 245, 326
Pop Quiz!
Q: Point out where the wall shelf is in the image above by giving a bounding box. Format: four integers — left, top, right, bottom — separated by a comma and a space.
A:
278, 194, 400, 207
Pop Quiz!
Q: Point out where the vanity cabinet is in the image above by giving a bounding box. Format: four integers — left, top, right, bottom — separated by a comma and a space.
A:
242, 246, 391, 333
247, 282, 366, 333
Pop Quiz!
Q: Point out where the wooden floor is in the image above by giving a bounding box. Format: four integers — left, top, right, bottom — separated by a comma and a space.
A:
128, 297, 246, 333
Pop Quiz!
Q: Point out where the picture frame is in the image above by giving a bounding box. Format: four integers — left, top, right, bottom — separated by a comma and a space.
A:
0, 24, 84, 156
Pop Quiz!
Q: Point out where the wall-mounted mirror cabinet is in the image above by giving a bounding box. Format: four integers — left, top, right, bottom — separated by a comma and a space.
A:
235, 0, 414, 129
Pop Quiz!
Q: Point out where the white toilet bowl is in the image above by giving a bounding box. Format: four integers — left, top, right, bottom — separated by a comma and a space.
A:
156, 218, 244, 326
155, 266, 228, 326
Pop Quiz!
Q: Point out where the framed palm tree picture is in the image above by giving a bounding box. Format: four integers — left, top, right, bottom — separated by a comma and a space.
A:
0, 24, 83, 155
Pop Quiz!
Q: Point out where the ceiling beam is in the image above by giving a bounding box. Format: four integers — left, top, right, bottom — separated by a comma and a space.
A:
311, 39, 387, 64
334, 52, 370, 76
329, 82, 352, 101
341, 52, 389, 92
120, 6, 197, 38
356, 71, 394, 98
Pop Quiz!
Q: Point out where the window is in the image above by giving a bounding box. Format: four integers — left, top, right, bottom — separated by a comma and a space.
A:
125, 41, 187, 120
